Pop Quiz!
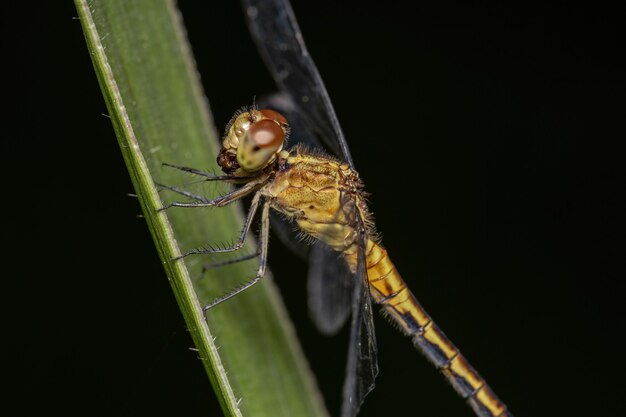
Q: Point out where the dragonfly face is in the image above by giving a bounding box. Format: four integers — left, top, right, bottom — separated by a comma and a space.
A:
217, 108, 289, 176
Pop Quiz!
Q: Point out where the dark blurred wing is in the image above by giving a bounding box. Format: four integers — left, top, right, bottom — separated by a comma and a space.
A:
341, 230, 379, 417
258, 92, 326, 151
242, 0, 355, 167
307, 241, 354, 335
269, 211, 310, 261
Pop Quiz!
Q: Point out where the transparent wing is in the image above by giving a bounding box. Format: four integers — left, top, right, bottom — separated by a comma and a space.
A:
243, 3, 378, 413
248, 0, 360, 332
307, 241, 354, 335
242, 0, 355, 167
341, 229, 379, 417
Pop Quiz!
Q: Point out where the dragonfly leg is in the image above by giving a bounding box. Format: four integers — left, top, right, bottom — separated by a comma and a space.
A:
203, 200, 270, 312
200, 251, 259, 274
158, 176, 263, 210
162, 162, 249, 181
155, 182, 211, 203
175, 192, 261, 260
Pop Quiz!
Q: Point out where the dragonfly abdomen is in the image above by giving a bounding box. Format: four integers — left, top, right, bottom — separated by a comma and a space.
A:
265, 151, 511, 416
363, 241, 513, 417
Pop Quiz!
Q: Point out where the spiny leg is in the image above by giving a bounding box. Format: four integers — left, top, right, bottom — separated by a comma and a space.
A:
155, 182, 211, 203
157, 163, 232, 202
203, 200, 271, 312
201, 252, 260, 275
162, 162, 249, 181
176, 192, 261, 260
166, 177, 260, 269
158, 176, 264, 210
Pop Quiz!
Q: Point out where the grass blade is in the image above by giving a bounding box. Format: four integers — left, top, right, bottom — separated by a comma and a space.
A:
74, 1, 328, 416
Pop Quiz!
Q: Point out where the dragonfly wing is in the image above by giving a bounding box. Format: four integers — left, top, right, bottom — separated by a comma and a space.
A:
258, 92, 325, 151
341, 231, 379, 417
307, 241, 354, 335
269, 211, 310, 261
243, 0, 355, 167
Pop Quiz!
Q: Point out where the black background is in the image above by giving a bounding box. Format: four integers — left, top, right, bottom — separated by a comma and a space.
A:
3, 1, 622, 416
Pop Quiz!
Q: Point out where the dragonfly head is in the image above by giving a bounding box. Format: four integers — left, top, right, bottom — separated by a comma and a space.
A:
217, 108, 289, 176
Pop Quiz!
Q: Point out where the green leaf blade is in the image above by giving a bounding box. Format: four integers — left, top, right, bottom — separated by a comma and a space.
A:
75, 1, 328, 416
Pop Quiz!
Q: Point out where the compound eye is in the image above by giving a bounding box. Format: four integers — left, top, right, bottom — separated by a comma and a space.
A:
237, 119, 286, 171
259, 109, 289, 127
248, 119, 285, 149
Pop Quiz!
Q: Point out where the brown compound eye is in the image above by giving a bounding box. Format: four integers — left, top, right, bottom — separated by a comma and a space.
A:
237, 117, 287, 172
259, 109, 289, 127
248, 119, 286, 149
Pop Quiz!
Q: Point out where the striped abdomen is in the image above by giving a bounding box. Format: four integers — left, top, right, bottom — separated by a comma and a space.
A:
362, 240, 512, 417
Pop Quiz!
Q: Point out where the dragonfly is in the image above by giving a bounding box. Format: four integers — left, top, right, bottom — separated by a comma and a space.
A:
160, 0, 514, 416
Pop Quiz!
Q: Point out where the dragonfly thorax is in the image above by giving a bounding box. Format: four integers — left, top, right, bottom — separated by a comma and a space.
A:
262, 151, 371, 258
